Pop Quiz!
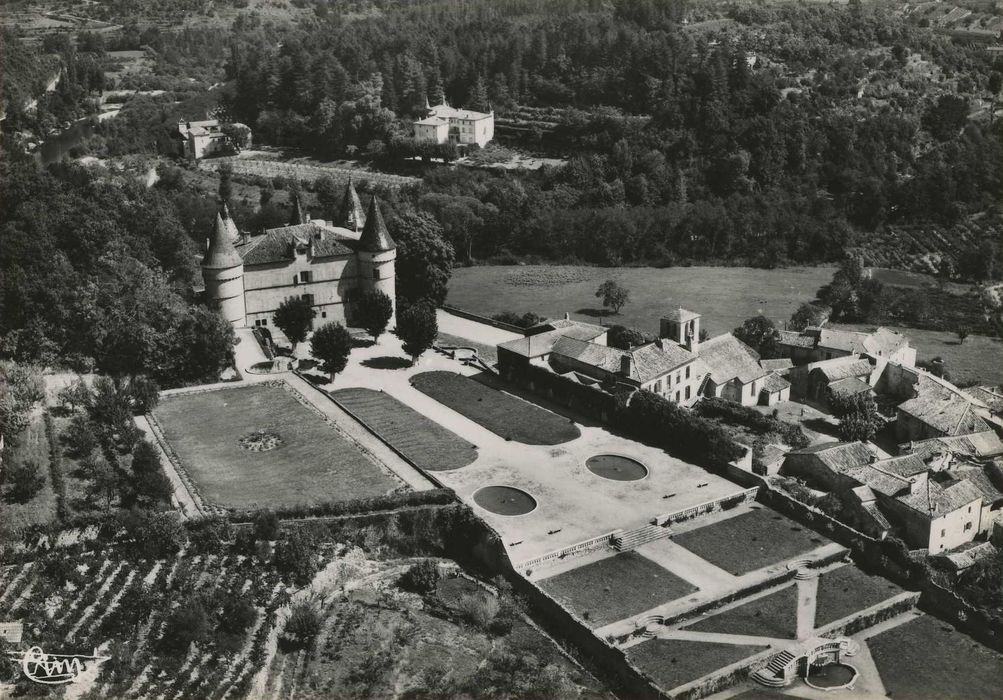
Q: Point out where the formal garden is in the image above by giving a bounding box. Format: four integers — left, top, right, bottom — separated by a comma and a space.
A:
539, 552, 698, 628
626, 638, 768, 692
151, 382, 398, 510
331, 387, 478, 472
671, 508, 829, 576
410, 371, 581, 445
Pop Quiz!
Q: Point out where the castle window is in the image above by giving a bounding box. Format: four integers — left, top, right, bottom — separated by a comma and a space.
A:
300, 271, 312, 284
322, 312, 327, 319
964, 522, 973, 531
302, 294, 314, 305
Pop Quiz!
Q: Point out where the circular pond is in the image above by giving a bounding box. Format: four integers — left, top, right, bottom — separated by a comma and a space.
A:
586, 454, 648, 481
473, 486, 537, 516
805, 663, 858, 690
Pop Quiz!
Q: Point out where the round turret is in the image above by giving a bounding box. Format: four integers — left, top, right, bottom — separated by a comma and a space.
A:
356, 195, 396, 321
202, 211, 246, 327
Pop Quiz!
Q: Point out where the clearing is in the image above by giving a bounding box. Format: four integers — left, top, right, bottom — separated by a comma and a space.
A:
538, 552, 697, 628
151, 382, 397, 510
671, 508, 827, 576
330, 387, 478, 472
410, 371, 581, 445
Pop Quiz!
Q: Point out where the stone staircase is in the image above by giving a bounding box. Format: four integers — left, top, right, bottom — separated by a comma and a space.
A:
752, 649, 797, 687
612, 524, 671, 552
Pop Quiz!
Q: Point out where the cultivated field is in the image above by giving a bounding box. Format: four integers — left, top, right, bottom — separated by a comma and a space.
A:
331, 388, 478, 472
671, 508, 827, 576
152, 383, 397, 510
626, 638, 767, 692
539, 552, 697, 628
410, 371, 581, 445
868, 614, 1003, 700
447, 265, 1003, 385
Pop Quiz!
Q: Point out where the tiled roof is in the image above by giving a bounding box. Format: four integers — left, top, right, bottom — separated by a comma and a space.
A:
874, 454, 928, 478
817, 328, 868, 354
662, 307, 701, 323
498, 324, 606, 358
760, 358, 794, 372
897, 478, 982, 516
550, 336, 695, 384
761, 444, 787, 465
357, 196, 396, 253
898, 383, 991, 437
338, 178, 366, 232
812, 358, 873, 382
203, 212, 243, 269
827, 376, 874, 396
761, 373, 791, 394
863, 327, 910, 357
428, 103, 492, 121
933, 541, 996, 570
790, 441, 874, 472
697, 333, 766, 385
846, 465, 911, 497
530, 318, 606, 336
778, 329, 815, 348
967, 385, 1003, 413
905, 431, 1003, 461
237, 224, 354, 266
415, 116, 449, 126
950, 466, 1003, 504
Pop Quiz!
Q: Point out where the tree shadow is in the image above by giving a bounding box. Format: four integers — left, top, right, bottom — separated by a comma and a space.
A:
299, 372, 330, 386
802, 418, 841, 439
351, 337, 376, 349
575, 308, 609, 318
297, 359, 318, 371
362, 356, 411, 370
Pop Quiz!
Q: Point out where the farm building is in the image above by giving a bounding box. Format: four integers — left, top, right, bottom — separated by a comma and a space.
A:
777, 326, 914, 367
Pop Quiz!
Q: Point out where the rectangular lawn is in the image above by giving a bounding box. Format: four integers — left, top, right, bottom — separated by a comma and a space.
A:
815, 564, 904, 627
538, 552, 697, 628
410, 371, 580, 445
331, 388, 478, 472
672, 508, 828, 576
152, 383, 397, 509
684, 585, 798, 640
627, 638, 767, 692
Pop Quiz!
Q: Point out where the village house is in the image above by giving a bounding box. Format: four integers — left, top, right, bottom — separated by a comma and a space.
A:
788, 355, 876, 406
695, 332, 769, 406
777, 326, 915, 367
413, 99, 494, 148
896, 381, 992, 442
202, 181, 396, 330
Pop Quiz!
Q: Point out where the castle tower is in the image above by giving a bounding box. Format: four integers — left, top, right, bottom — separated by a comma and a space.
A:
202, 212, 246, 327
338, 178, 366, 233
220, 202, 240, 243
291, 191, 308, 225
660, 308, 701, 353
356, 195, 397, 321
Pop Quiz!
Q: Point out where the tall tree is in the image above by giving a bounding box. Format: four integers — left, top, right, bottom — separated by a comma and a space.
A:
595, 280, 630, 314
395, 302, 438, 363
310, 322, 352, 380
391, 212, 455, 306
356, 289, 394, 341
273, 297, 315, 351
733, 316, 781, 359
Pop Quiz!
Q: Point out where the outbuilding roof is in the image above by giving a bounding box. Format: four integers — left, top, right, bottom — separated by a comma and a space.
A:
789, 441, 874, 473
497, 323, 606, 359
897, 478, 982, 517
550, 336, 696, 385
827, 376, 874, 396
662, 307, 701, 323
761, 373, 791, 394
898, 384, 991, 437
697, 333, 766, 385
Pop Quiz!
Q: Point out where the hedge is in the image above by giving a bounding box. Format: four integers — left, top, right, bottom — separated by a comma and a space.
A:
228, 487, 458, 523
43, 411, 68, 521
696, 397, 810, 448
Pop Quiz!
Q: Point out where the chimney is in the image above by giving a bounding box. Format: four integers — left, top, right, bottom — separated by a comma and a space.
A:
564, 312, 570, 320
620, 354, 633, 377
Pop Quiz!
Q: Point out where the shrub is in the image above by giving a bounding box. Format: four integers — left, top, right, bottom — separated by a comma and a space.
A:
188, 515, 234, 553
219, 597, 257, 635
399, 560, 440, 593
253, 510, 280, 540
457, 593, 500, 629
274, 529, 319, 586
281, 598, 322, 649
5, 460, 45, 503
491, 311, 544, 329
607, 324, 652, 350
161, 602, 210, 655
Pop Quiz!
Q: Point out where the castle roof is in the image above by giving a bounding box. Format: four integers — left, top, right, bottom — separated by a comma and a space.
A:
357, 196, 396, 253
338, 178, 366, 232
237, 223, 354, 266
202, 212, 243, 269
220, 203, 240, 242
291, 191, 308, 225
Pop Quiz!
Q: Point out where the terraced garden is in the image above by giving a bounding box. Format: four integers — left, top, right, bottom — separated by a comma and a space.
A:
331, 388, 478, 472
538, 552, 697, 628
626, 638, 767, 693
410, 371, 581, 445
671, 508, 828, 576
152, 382, 397, 510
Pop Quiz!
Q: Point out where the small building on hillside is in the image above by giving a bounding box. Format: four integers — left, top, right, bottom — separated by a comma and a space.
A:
177, 119, 251, 160
414, 99, 494, 148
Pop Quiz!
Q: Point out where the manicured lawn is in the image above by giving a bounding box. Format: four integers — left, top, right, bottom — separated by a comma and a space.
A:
627, 638, 766, 692
410, 371, 580, 445
684, 585, 797, 640
0, 416, 57, 538
152, 383, 397, 509
815, 564, 904, 627
538, 552, 697, 628
447, 265, 1003, 385
672, 508, 828, 576
331, 388, 478, 471
868, 614, 1003, 700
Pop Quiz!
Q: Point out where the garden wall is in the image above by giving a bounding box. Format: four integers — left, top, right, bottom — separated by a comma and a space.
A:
653, 488, 758, 527
920, 581, 1003, 652
441, 304, 527, 335
514, 531, 618, 571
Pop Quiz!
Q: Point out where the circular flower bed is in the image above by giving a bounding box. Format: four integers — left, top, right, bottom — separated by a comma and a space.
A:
473, 486, 537, 516
238, 430, 283, 452
586, 454, 648, 481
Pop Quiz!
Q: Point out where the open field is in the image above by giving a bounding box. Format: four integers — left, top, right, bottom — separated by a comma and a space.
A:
539, 552, 698, 628
627, 638, 767, 692
868, 614, 1003, 700
671, 508, 827, 576
152, 383, 397, 510
447, 265, 1003, 385
410, 371, 581, 445
331, 387, 478, 472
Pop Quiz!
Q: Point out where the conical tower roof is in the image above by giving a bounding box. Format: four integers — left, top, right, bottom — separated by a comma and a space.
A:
290, 191, 308, 225
357, 196, 396, 253
203, 212, 243, 269
220, 202, 240, 242
338, 178, 366, 232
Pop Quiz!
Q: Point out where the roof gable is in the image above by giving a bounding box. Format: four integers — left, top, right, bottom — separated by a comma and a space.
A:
698, 333, 766, 385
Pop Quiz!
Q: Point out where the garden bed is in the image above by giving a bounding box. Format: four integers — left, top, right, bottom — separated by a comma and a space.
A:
671, 508, 828, 576
538, 552, 697, 628
152, 383, 397, 509
410, 371, 581, 445
331, 388, 478, 472
626, 638, 767, 692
